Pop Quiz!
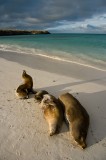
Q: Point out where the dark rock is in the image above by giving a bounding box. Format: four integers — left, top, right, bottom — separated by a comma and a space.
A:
0, 30, 50, 36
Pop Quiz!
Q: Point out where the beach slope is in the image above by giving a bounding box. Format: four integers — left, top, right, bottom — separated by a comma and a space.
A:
0, 50, 106, 160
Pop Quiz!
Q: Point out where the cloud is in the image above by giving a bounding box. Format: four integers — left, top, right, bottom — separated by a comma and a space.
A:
46, 14, 106, 33
0, 0, 106, 32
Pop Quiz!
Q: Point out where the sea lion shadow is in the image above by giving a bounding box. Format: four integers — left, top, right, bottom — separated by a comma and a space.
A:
37, 76, 106, 96
57, 90, 106, 148
58, 89, 106, 148
38, 83, 106, 148
28, 94, 35, 99
74, 90, 106, 148
59, 121, 69, 134
37, 82, 75, 96
27, 89, 37, 99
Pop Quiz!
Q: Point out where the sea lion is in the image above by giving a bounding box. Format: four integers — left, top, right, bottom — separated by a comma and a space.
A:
40, 94, 63, 136
59, 93, 89, 149
34, 90, 49, 103
15, 70, 35, 99
22, 70, 34, 94
15, 83, 29, 99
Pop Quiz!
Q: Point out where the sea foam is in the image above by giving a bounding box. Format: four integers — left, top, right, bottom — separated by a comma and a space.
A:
0, 44, 106, 72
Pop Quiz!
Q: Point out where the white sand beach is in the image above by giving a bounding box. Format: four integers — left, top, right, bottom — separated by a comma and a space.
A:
0, 50, 106, 160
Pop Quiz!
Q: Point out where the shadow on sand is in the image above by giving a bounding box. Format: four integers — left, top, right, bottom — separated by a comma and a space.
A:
37, 76, 106, 95
77, 90, 106, 148
37, 81, 106, 148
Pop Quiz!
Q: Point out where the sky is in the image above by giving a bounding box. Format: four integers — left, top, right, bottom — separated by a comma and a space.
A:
0, 0, 106, 33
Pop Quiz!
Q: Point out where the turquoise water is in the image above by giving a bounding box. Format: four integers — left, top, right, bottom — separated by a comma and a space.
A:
0, 34, 106, 70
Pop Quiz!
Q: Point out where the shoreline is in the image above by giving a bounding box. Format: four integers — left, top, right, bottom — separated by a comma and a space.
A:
35, 53, 106, 72
0, 50, 106, 160
0, 50, 105, 80
0, 46, 106, 72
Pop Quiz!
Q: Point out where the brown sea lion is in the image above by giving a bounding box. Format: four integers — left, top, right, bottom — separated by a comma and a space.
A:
15, 83, 29, 99
34, 90, 49, 103
59, 93, 89, 149
22, 70, 35, 94
40, 94, 64, 136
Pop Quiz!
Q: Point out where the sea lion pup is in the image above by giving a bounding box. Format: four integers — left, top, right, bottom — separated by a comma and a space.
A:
58, 93, 89, 149
40, 94, 63, 136
15, 83, 29, 99
34, 90, 49, 103
22, 70, 35, 94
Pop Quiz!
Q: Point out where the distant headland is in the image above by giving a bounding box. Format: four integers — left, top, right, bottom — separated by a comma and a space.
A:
0, 30, 50, 36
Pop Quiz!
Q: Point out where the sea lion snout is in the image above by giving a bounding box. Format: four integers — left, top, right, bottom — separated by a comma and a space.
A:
76, 137, 87, 149
81, 143, 87, 149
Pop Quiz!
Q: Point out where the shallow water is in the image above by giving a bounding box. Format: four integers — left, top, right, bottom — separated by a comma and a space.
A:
0, 33, 106, 70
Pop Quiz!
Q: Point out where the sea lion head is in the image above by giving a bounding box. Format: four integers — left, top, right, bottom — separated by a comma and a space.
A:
76, 136, 87, 149
71, 122, 88, 149
42, 94, 52, 103
40, 94, 56, 110
74, 130, 87, 149
34, 90, 48, 103
22, 70, 27, 77
42, 94, 56, 104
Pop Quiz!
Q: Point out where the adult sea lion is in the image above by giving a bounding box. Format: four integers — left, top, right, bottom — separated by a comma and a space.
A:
15, 70, 35, 99
40, 94, 64, 136
59, 93, 89, 149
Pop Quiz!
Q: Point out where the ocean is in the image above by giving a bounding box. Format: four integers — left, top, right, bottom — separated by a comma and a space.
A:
0, 33, 106, 71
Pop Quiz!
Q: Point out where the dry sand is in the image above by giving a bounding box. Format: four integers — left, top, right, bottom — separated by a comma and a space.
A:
0, 50, 106, 160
